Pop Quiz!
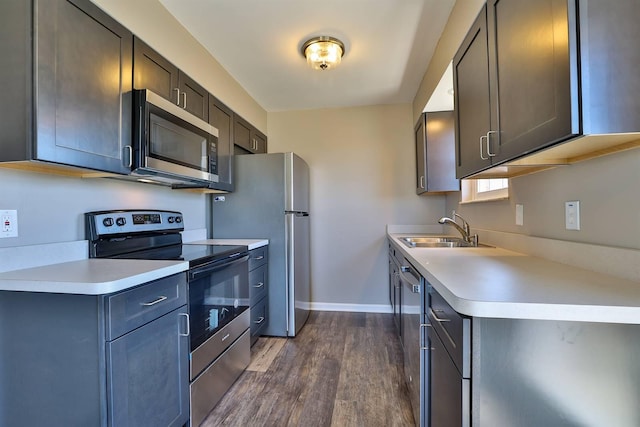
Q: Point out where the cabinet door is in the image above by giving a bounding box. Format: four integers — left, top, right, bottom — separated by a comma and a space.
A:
414, 115, 427, 194
179, 72, 209, 121
251, 129, 268, 154
36, 0, 132, 174
107, 307, 189, 427
209, 95, 234, 191
133, 37, 179, 104
425, 111, 459, 192
488, 0, 579, 162
453, 6, 493, 178
233, 115, 253, 153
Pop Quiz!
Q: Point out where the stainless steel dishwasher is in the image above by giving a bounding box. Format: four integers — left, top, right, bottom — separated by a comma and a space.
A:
398, 255, 428, 427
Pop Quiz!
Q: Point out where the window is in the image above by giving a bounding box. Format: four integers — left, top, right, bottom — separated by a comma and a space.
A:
461, 178, 509, 202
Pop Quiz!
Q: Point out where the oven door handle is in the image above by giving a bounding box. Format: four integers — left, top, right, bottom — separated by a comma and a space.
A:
188, 254, 250, 281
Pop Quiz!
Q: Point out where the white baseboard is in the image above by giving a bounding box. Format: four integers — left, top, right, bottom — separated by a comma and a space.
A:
308, 302, 393, 314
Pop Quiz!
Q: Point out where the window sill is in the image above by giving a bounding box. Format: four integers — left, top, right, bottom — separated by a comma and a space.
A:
459, 196, 509, 205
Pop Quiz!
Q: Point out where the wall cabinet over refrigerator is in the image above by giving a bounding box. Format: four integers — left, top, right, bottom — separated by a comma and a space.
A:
414, 111, 459, 194
234, 115, 268, 155
454, 0, 640, 179
0, 0, 133, 175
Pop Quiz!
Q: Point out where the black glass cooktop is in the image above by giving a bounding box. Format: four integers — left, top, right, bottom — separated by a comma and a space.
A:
112, 244, 248, 268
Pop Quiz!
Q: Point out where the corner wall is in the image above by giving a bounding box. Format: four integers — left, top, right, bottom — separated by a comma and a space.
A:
268, 104, 447, 308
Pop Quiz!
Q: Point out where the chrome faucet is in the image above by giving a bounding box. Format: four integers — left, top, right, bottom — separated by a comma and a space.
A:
438, 211, 478, 246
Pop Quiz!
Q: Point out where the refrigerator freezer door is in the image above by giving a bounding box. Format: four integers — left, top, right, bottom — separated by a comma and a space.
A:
286, 212, 310, 336
285, 152, 310, 213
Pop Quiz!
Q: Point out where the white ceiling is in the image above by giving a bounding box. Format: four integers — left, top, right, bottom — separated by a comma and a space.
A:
159, 0, 456, 112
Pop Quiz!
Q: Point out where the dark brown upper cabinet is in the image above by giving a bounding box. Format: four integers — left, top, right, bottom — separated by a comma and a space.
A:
454, 0, 640, 179
0, 0, 133, 175
133, 37, 208, 122
234, 115, 267, 155
415, 111, 459, 194
208, 95, 234, 192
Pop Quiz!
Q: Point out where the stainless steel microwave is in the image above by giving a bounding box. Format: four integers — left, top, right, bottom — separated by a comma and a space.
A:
131, 89, 218, 187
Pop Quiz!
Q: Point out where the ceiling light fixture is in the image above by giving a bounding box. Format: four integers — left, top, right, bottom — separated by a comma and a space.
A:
301, 36, 345, 71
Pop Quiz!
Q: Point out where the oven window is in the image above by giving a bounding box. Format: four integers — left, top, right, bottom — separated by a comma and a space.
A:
189, 260, 249, 350
150, 112, 208, 171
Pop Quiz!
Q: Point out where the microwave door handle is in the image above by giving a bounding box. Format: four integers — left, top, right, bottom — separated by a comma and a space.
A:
188, 254, 249, 281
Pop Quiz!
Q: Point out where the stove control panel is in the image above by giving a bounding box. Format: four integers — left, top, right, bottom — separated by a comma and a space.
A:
85, 209, 184, 240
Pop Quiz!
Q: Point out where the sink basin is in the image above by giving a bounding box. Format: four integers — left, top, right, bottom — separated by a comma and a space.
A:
399, 236, 491, 248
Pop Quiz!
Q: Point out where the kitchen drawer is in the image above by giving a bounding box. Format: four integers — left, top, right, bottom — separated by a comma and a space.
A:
249, 264, 268, 305
250, 296, 268, 344
428, 287, 471, 377
106, 273, 188, 340
248, 246, 268, 271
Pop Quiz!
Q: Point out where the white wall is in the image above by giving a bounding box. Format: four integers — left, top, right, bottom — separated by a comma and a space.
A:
447, 148, 640, 250
0, 168, 205, 248
92, 0, 267, 132
268, 104, 447, 307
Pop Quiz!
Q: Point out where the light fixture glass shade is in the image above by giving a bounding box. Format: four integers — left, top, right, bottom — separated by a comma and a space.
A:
301, 37, 345, 71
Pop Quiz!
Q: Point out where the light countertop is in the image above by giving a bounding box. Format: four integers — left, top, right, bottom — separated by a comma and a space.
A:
0, 259, 188, 295
190, 239, 269, 250
388, 232, 640, 324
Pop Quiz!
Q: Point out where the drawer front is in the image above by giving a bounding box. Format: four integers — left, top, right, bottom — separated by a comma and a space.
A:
190, 329, 250, 427
106, 273, 188, 340
249, 264, 268, 305
248, 246, 268, 270
428, 287, 470, 376
250, 296, 269, 340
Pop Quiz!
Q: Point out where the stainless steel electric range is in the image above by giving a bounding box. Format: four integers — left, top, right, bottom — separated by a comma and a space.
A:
85, 209, 251, 426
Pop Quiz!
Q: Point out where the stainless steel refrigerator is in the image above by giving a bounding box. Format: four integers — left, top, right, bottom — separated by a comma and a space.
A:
211, 152, 310, 337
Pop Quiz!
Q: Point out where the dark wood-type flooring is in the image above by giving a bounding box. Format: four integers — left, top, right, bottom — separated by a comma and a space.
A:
201, 311, 416, 427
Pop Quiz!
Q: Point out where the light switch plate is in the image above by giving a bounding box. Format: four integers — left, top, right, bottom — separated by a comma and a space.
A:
515, 204, 524, 226
1, 210, 18, 238
565, 201, 580, 230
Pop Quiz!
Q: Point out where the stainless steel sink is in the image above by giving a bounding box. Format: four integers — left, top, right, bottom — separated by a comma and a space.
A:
399, 236, 490, 248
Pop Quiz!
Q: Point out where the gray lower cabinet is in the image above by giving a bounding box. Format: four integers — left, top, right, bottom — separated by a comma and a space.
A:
0, 0, 132, 174
249, 246, 269, 344
0, 273, 189, 427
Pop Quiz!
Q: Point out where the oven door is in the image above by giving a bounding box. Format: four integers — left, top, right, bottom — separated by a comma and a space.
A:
189, 254, 250, 350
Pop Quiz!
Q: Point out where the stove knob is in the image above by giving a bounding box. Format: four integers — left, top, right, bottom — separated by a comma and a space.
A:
116, 217, 126, 227
102, 217, 114, 227
168, 216, 175, 224
175, 216, 182, 224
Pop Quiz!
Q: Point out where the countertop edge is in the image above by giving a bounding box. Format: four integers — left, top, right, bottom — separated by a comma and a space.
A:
191, 238, 269, 250
387, 232, 640, 324
0, 260, 189, 295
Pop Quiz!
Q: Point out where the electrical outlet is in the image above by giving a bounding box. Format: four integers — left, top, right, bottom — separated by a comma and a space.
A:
1, 210, 18, 238
515, 204, 524, 226
565, 201, 580, 230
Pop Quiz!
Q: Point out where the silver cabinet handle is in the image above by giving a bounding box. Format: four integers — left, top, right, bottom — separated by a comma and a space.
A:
221, 333, 230, 342
420, 323, 431, 350
140, 295, 168, 306
173, 88, 181, 106
254, 316, 265, 324
420, 175, 425, 189
254, 255, 264, 261
253, 282, 265, 288
429, 308, 450, 323
486, 130, 498, 157
123, 145, 133, 167
480, 135, 488, 160
179, 313, 190, 337
182, 92, 187, 109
